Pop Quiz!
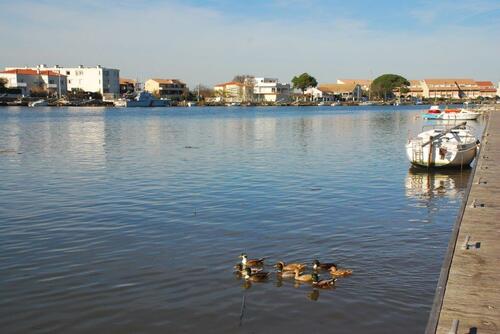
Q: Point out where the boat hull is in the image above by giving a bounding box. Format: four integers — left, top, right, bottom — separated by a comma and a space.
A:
406, 142, 478, 168
423, 111, 481, 120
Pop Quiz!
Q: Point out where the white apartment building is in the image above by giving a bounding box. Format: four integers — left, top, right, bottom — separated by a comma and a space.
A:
253, 77, 291, 103
0, 68, 67, 96
6, 65, 120, 96
213, 81, 254, 103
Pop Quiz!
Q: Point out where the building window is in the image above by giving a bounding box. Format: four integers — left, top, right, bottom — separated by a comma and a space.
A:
66, 71, 70, 75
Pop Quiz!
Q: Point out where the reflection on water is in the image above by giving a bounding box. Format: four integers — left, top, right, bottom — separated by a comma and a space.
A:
0, 106, 484, 334
405, 167, 471, 199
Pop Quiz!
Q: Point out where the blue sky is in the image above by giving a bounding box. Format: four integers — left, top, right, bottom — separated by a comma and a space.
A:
1, 0, 499, 86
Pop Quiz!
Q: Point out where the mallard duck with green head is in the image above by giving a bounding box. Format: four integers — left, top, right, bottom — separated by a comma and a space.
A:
312, 273, 336, 288
243, 267, 270, 282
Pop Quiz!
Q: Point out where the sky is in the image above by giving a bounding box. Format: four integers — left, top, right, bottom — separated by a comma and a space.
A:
1, 0, 499, 87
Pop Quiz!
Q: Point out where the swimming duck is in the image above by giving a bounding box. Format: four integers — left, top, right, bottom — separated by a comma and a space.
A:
329, 265, 353, 277
243, 267, 269, 282
274, 261, 307, 272
312, 273, 336, 288
240, 253, 265, 267
312, 259, 337, 271
277, 270, 299, 279
294, 268, 314, 282
234, 263, 262, 274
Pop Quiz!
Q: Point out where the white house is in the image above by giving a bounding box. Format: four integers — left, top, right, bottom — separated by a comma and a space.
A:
7, 64, 120, 96
0, 68, 67, 96
304, 87, 336, 102
253, 77, 291, 103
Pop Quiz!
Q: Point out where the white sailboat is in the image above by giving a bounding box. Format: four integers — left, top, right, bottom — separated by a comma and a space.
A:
406, 122, 479, 168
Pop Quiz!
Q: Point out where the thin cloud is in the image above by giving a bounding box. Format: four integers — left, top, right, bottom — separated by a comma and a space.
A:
0, 0, 498, 86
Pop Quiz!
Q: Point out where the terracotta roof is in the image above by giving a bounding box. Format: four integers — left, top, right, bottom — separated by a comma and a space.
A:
120, 78, 136, 85
318, 83, 359, 93
479, 88, 497, 92
424, 78, 476, 85
0, 69, 65, 77
476, 81, 494, 87
214, 81, 244, 87
338, 79, 371, 86
149, 78, 185, 85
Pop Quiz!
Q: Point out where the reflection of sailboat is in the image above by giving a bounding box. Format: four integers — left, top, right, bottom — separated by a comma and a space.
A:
405, 167, 471, 199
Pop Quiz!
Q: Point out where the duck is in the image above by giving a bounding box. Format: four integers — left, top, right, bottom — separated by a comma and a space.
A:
312, 259, 337, 271
240, 253, 265, 267
234, 263, 262, 274
294, 268, 314, 282
243, 267, 269, 282
312, 273, 336, 288
329, 265, 353, 277
274, 261, 307, 272
277, 270, 299, 279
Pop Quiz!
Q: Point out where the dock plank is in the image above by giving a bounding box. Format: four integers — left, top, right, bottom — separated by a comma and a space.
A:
429, 107, 500, 334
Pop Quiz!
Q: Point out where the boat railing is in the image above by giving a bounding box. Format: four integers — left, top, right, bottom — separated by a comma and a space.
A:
421, 122, 467, 147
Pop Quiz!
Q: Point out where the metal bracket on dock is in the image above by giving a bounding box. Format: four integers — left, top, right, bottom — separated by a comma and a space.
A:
477, 178, 487, 185
448, 319, 459, 334
470, 199, 485, 208
462, 235, 481, 250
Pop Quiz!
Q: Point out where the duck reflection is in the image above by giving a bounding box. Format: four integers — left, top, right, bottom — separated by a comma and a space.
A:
405, 167, 471, 199
308, 289, 320, 301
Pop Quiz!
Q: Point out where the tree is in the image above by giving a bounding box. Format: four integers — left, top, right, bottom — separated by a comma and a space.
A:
0, 78, 7, 88
196, 85, 215, 100
370, 74, 409, 101
291, 73, 317, 93
232, 74, 254, 83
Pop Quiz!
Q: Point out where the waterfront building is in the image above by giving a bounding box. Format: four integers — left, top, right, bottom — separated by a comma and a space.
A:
253, 77, 291, 103
317, 83, 362, 101
6, 65, 120, 97
119, 78, 137, 95
337, 79, 371, 92
213, 81, 253, 103
421, 79, 481, 99
407, 80, 424, 98
0, 68, 67, 96
144, 79, 187, 101
304, 87, 336, 102
475, 81, 497, 98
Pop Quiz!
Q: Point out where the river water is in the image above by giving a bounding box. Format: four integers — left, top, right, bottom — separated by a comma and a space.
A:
0, 106, 484, 333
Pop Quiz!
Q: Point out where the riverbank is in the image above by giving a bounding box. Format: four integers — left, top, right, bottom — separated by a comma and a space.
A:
426, 105, 500, 333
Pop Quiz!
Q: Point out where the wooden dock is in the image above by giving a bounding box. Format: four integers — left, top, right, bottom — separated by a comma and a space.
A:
426, 105, 500, 334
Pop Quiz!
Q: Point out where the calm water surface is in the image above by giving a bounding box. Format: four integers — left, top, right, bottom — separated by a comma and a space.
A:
0, 106, 484, 333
